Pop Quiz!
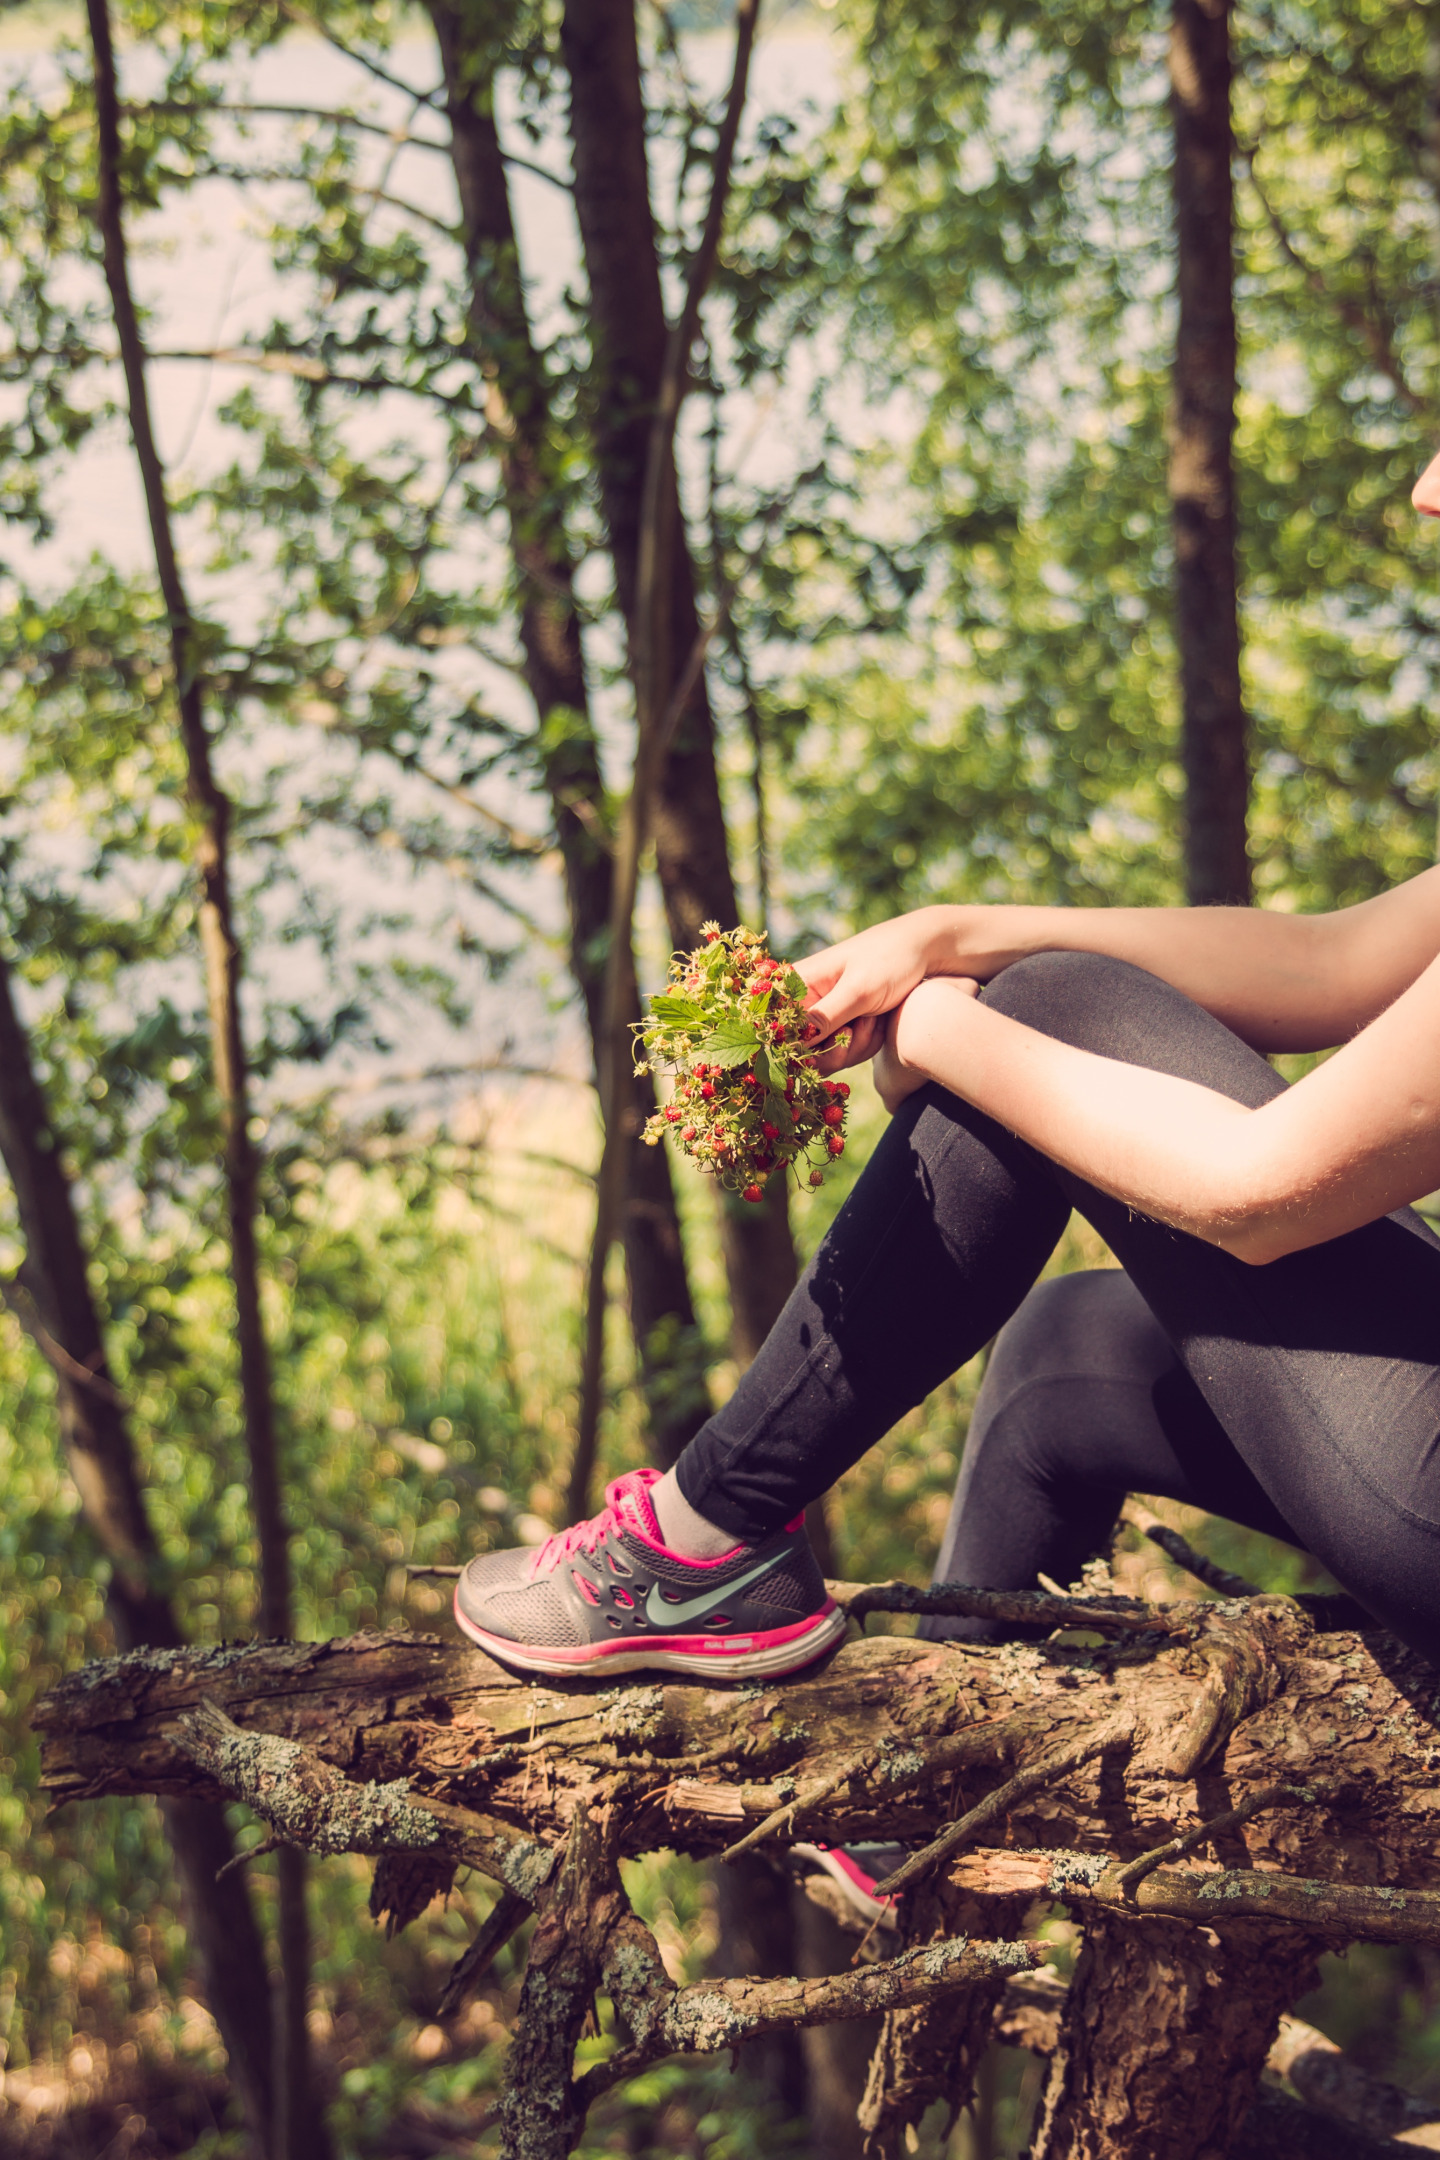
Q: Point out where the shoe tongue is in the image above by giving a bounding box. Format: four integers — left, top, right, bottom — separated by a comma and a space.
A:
608, 1469, 662, 1544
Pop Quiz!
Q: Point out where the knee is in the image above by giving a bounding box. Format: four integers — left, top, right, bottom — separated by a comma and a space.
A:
980, 949, 1156, 1033
979, 947, 1281, 1105
982, 1269, 1161, 1403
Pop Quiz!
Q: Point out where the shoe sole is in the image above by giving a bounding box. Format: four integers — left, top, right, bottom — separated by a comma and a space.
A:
451, 1597, 850, 1679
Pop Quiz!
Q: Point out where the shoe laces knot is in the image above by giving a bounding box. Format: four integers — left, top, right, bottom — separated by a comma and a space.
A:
528, 1469, 658, 1578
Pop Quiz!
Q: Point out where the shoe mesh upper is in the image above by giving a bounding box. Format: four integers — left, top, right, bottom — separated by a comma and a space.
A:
469, 1579, 585, 1647
460, 1546, 534, 1596
739, 1563, 823, 1617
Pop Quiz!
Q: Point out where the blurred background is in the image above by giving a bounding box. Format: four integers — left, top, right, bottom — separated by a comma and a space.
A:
1, 0, 1439, 2151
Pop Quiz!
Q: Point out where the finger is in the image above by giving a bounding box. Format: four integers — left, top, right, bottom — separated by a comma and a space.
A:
812, 1013, 884, 1073
794, 950, 844, 998
802, 988, 864, 1040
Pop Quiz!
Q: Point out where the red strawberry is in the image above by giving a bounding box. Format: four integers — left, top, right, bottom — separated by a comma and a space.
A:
822, 1105, 844, 1127
836, 1081, 851, 1097
823, 1080, 841, 1096
701, 1082, 716, 1101
827, 1133, 845, 1156
742, 1183, 763, 1203
665, 1108, 681, 1122
682, 1126, 697, 1142
762, 1122, 780, 1141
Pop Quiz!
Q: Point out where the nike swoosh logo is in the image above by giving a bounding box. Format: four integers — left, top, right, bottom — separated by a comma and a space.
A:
645, 1553, 784, 1629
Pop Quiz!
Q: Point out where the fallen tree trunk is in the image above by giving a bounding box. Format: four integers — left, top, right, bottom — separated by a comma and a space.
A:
32, 1584, 1440, 2158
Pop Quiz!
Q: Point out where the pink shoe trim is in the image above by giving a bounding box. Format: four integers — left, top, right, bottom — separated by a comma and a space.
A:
456, 1601, 837, 1667
528, 1466, 762, 1577
825, 1848, 895, 1904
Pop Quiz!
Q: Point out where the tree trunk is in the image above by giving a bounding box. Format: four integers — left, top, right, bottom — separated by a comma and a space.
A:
426, 0, 707, 1466
560, 0, 805, 1369
1029, 1916, 1319, 2159
0, 952, 276, 2153
85, 9, 324, 2150
1170, 0, 1250, 908
712, 1856, 809, 2129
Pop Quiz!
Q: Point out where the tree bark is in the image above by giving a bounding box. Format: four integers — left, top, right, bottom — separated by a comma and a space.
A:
85, 9, 324, 2151
0, 952, 276, 2152
426, 0, 707, 1467
560, 0, 804, 1371
1170, 0, 1250, 908
1028, 1916, 1320, 2160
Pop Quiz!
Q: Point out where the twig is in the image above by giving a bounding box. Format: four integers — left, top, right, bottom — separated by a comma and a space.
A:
215, 1831, 283, 1882
1101, 1782, 1317, 1897
873, 1719, 1135, 1898
1241, 144, 1428, 416
148, 346, 482, 411
0, 1274, 128, 1406
437, 1889, 531, 2017
129, 97, 450, 151
281, 7, 445, 108
1123, 1506, 1261, 1600
828, 1577, 1164, 1636
719, 1750, 873, 1864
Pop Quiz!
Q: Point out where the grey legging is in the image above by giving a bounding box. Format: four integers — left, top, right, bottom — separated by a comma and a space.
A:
672, 951, 1440, 1658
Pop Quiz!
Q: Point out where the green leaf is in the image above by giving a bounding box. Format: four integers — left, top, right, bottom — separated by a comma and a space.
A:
783, 970, 808, 1000
698, 1018, 761, 1069
648, 994, 706, 1027
753, 1044, 776, 1090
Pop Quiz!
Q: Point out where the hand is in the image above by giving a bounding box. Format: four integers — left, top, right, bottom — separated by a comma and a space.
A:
873, 977, 981, 1112
796, 911, 947, 1074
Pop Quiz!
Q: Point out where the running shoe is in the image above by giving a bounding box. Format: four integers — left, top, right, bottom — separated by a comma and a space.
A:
791, 1842, 908, 1931
453, 1467, 847, 1679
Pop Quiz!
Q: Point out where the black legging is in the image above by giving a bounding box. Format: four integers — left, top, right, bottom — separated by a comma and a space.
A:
673, 951, 1440, 1660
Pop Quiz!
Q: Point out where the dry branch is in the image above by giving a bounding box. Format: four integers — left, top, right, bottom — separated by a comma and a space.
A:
35, 1596, 1440, 1897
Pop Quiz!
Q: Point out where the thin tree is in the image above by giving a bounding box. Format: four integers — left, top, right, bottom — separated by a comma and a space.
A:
1171, 0, 1250, 906
560, 0, 809, 1396
565, 0, 762, 1526
424, 0, 709, 1467
0, 947, 277, 2152
85, 4, 327, 2152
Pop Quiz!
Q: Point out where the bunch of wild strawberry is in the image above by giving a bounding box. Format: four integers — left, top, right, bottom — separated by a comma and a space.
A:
635, 923, 850, 1202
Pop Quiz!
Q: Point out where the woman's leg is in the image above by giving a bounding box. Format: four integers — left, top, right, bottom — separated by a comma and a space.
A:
918, 1268, 1304, 1642
674, 951, 1440, 1657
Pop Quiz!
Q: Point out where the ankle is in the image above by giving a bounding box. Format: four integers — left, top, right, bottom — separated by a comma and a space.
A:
650, 1470, 740, 1559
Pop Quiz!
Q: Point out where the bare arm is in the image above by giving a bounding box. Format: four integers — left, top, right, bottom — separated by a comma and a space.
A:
880, 957, 1440, 1264
800, 870, 1440, 1059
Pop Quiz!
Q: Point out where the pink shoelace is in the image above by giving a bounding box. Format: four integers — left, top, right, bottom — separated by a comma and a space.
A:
528, 1469, 659, 1578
